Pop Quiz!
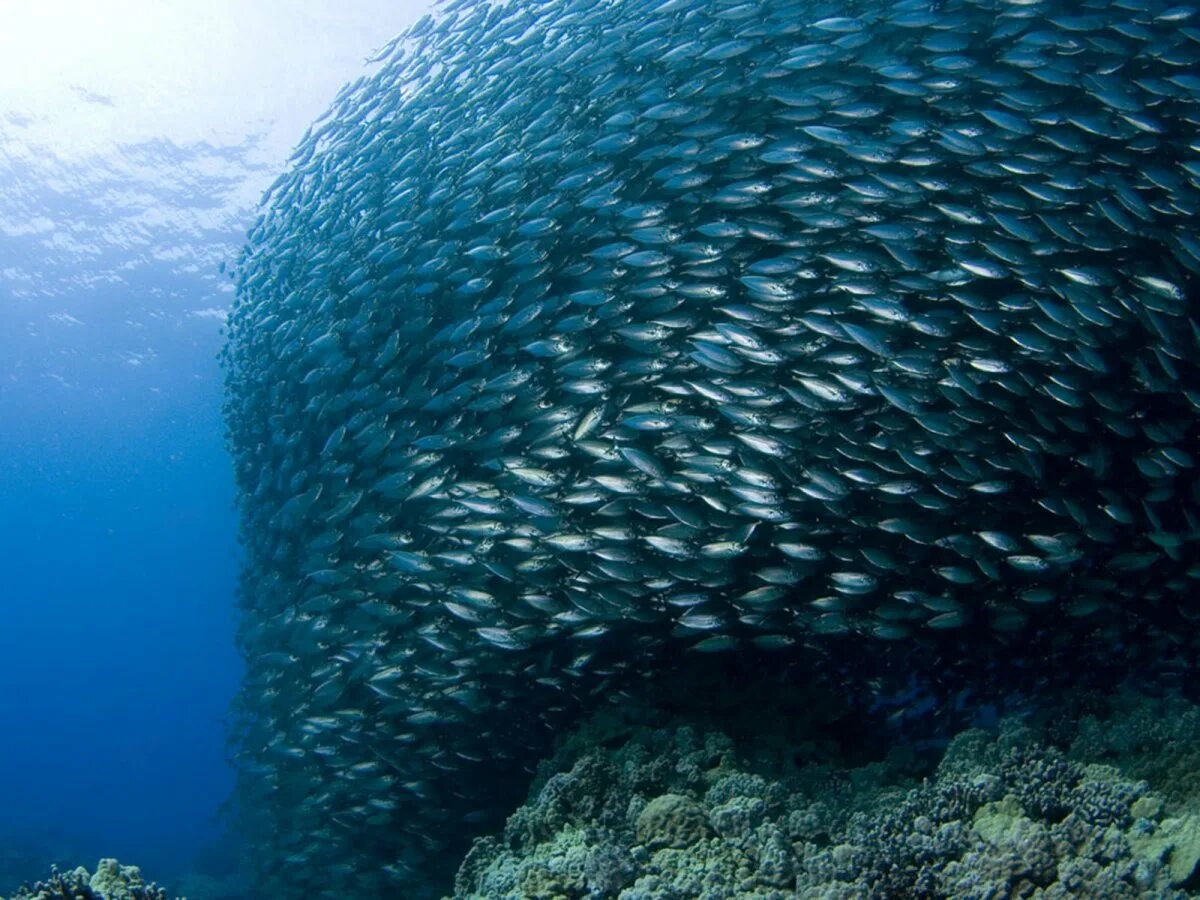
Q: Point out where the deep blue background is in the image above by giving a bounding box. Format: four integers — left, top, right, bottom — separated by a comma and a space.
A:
0, 134, 250, 886
0, 316, 242, 882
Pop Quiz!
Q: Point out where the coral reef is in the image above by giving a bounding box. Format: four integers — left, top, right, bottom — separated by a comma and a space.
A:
2, 859, 174, 900
453, 688, 1200, 899
0, 844, 68, 899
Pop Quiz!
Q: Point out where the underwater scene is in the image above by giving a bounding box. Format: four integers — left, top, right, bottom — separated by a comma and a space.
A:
3, 0, 1200, 898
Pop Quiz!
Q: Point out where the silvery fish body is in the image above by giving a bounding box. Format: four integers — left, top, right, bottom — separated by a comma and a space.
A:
222, 0, 1200, 895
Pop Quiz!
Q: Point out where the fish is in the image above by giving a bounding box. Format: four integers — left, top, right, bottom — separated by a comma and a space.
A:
221, 0, 1200, 896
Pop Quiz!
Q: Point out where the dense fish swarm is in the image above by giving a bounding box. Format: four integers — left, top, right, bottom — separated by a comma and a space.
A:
222, 0, 1200, 895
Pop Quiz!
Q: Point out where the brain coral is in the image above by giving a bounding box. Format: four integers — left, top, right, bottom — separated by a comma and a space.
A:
635, 794, 712, 850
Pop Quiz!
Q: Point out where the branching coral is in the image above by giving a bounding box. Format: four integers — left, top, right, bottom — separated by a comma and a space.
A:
3, 860, 173, 900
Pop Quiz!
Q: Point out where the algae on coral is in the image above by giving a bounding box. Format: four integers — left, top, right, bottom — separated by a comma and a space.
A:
2, 859, 174, 900
453, 687, 1200, 899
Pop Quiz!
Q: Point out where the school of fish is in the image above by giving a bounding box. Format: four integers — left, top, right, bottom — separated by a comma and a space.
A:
221, 0, 1200, 895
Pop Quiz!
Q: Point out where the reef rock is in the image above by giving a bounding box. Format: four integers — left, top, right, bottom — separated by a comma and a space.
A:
453, 688, 1200, 899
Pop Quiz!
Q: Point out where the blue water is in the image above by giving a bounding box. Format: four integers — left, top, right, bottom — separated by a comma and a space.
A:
0, 367, 239, 879
0, 3, 426, 890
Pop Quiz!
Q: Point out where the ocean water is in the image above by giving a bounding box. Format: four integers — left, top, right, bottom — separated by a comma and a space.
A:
0, 3, 425, 894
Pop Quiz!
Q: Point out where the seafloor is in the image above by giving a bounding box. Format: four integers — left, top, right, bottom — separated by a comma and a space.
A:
452, 684, 1200, 899
5, 677, 1200, 899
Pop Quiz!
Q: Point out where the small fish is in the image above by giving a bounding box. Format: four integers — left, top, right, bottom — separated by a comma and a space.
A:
222, 0, 1200, 894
